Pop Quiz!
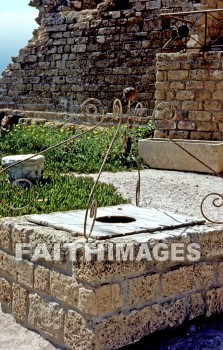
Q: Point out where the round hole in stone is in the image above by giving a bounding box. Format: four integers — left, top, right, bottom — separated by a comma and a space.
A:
96, 215, 136, 224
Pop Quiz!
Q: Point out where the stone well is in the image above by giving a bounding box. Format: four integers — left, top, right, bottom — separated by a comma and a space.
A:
0, 204, 222, 349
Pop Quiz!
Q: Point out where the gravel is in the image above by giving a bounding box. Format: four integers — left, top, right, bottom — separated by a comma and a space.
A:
89, 168, 223, 223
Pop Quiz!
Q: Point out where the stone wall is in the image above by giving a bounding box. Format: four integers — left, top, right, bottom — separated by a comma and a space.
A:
155, 51, 223, 140
0, 216, 223, 349
0, 0, 201, 114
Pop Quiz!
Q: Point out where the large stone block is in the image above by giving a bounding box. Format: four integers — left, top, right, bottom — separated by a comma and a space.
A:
206, 287, 223, 316
0, 277, 11, 306
128, 274, 160, 306
28, 294, 64, 342
162, 264, 214, 298
188, 292, 205, 320
16, 259, 34, 289
139, 138, 223, 173
50, 271, 79, 306
78, 283, 123, 316
64, 310, 94, 350
34, 265, 50, 293
12, 284, 29, 322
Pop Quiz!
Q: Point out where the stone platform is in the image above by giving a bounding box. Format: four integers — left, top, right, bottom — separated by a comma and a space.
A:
0, 206, 223, 349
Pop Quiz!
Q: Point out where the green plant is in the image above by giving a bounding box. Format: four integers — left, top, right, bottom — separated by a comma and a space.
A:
0, 122, 154, 173
0, 172, 129, 218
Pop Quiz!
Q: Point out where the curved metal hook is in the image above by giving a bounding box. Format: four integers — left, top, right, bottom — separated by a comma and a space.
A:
200, 192, 223, 224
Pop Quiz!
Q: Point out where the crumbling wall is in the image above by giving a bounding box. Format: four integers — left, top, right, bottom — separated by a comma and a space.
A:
0, 0, 201, 114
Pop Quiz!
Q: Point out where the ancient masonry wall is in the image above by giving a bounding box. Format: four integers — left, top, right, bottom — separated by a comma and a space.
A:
0, 216, 223, 349
0, 0, 201, 115
155, 51, 223, 140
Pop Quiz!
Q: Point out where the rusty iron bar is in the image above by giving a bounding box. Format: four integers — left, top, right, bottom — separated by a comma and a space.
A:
84, 99, 123, 241
160, 9, 223, 17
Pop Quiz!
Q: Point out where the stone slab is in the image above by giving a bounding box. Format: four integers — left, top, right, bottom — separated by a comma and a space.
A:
139, 138, 223, 173
27, 205, 204, 239
1, 154, 45, 182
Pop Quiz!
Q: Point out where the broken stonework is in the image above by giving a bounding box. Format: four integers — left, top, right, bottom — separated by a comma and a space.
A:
0, 0, 203, 114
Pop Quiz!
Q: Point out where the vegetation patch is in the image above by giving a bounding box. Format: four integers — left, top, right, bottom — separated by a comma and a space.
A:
0, 123, 153, 217
0, 123, 154, 173
0, 172, 128, 218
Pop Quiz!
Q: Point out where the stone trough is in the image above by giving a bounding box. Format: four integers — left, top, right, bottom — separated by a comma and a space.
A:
0, 204, 223, 349
138, 139, 223, 174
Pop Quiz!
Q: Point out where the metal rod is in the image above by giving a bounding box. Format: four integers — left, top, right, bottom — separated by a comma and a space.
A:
163, 15, 195, 24
204, 12, 208, 51
160, 8, 223, 17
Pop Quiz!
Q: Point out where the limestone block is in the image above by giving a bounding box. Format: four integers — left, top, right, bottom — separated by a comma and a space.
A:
204, 100, 221, 111
78, 283, 123, 316
217, 262, 223, 284
95, 298, 186, 350
128, 274, 160, 306
182, 100, 198, 111
189, 111, 212, 122
64, 310, 94, 350
74, 260, 148, 284
188, 292, 205, 320
0, 223, 11, 251
167, 70, 189, 81
2, 253, 17, 279
28, 294, 64, 342
12, 284, 29, 322
50, 271, 79, 306
0, 277, 11, 306
195, 90, 212, 101
190, 131, 212, 140
190, 69, 209, 80
178, 121, 196, 130
205, 80, 216, 91
206, 287, 223, 316
34, 265, 50, 293
139, 138, 223, 173
196, 122, 218, 132
199, 230, 223, 259
162, 264, 214, 298
16, 259, 34, 289
186, 81, 203, 89
1, 154, 45, 183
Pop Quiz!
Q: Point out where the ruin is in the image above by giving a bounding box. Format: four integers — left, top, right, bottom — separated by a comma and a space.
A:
0, 0, 204, 117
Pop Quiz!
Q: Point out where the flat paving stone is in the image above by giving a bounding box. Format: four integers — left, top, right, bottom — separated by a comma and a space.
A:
27, 205, 205, 239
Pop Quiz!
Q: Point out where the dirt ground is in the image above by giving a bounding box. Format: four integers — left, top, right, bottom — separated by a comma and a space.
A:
1, 168, 223, 350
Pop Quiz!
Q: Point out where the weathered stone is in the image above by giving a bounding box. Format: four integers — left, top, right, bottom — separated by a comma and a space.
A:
12, 284, 29, 321
64, 310, 94, 350
28, 294, 64, 341
188, 293, 205, 320
206, 287, 223, 316
78, 283, 123, 316
50, 271, 79, 306
34, 265, 50, 293
128, 274, 160, 306
1, 154, 45, 183
16, 259, 34, 289
0, 277, 11, 306
162, 264, 214, 298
